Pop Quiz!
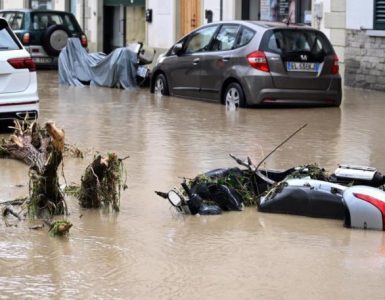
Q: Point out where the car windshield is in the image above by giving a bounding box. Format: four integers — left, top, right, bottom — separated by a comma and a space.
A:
0, 27, 21, 50
262, 29, 333, 55
30, 12, 79, 32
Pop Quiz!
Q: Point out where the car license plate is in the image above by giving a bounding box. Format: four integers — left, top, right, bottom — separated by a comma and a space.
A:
287, 62, 319, 72
33, 57, 53, 64
136, 65, 149, 78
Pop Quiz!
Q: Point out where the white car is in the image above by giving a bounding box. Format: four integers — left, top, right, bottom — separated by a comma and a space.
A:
0, 17, 38, 122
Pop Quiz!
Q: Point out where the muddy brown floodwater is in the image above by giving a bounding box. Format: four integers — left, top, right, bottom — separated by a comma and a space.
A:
1, 71, 385, 299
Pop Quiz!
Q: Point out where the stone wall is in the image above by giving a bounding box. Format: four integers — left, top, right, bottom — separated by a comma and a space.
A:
345, 30, 385, 90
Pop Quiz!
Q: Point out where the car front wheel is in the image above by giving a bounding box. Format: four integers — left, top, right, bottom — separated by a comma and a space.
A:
154, 73, 169, 96
224, 82, 246, 108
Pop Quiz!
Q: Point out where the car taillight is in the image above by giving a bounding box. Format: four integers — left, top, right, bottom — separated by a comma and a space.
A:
354, 192, 385, 229
22, 32, 30, 45
81, 34, 88, 48
331, 54, 339, 75
247, 51, 270, 72
7, 57, 36, 72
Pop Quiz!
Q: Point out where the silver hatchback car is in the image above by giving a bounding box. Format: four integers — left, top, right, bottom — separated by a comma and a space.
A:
150, 21, 342, 107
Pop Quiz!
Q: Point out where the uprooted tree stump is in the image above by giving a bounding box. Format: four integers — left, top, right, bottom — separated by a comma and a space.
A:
0, 120, 66, 218
77, 153, 128, 212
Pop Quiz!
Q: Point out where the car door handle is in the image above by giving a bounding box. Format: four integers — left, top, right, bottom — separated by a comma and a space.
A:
221, 57, 231, 62
193, 58, 200, 65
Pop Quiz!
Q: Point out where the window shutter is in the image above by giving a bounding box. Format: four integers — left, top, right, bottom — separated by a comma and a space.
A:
375, 0, 385, 29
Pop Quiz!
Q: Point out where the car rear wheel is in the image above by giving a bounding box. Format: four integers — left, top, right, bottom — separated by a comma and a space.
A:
42, 25, 70, 56
224, 82, 246, 108
154, 73, 169, 96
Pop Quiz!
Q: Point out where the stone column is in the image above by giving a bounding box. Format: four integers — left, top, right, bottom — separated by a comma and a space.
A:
324, 0, 346, 63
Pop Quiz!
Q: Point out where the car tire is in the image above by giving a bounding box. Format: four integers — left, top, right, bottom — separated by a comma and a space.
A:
154, 73, 169, 96
224, 82, 246, 108
42, 25, 70, 57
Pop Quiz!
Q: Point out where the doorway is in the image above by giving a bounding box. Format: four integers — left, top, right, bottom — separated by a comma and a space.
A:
103, 6, 122, 53
180, 0, 201, 37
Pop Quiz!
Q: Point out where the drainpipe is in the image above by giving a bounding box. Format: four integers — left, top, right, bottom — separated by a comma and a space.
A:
220, 0, 223, 21
82, 0, 86, 31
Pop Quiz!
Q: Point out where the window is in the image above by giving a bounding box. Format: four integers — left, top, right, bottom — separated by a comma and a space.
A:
261, 29, 333, 55
211, 25, 239, 51
234, 26, 255, 48
0, 28, 21, 50
31, 13, 79, 32
0, 12, 25, 30
375, 0, 385, 30
185, 26, 218, 54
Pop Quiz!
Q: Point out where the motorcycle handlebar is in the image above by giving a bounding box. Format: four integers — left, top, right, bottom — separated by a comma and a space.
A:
181, 182, 193, 198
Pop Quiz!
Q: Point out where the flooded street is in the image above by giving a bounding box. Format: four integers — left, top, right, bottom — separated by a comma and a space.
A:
1, 71, 385, 299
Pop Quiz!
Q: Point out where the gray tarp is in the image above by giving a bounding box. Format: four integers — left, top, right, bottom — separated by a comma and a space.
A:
58, 38, 138, 89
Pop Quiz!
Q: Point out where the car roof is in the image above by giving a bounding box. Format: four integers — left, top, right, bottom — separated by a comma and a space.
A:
0, 9, 74, 14
204, 20, 313, 31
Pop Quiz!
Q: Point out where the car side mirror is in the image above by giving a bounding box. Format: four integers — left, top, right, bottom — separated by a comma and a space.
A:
173, 43, 183, 56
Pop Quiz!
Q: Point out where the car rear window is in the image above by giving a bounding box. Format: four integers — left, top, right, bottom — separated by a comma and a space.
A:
0, 27, 21, 50
30, 13, 80, 32
0, 12, 25, 30
261, 29, 334, 55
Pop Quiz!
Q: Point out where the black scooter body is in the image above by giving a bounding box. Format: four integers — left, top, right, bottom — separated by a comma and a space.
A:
258, 186, 345, 219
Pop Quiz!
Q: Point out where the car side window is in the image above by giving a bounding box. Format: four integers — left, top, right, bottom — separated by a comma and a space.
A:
32, 13, 69, 30
10, 13, 24, 30
1, 12, 15, 24
234, 27, 255, 48
211, 24, 239, 51
63, 15, 75, 32
185, 26, 218, 54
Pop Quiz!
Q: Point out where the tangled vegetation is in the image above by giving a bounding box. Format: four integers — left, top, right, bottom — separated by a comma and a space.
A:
187, 169, 257, 206
48, 220, 73, 237
70, 153, 128, 212
286, 163, 329, 181
0, 119, 128, 237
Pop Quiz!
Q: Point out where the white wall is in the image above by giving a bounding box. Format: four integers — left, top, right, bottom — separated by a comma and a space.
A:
202, 0, 236, 23
146, 0, 239, 49
346, 0, 374, 30
3, 0, 25, 9
314, 0, 331, 38
53, 0, 66, 11
204, 0, 220, 22
86, 0, 103, 52
203, 0, 236, 23
146, 0, 176, 49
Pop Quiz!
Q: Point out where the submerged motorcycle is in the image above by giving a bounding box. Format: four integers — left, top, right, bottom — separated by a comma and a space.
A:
234, 156, 385, 231
157, 153, 385, 230
155, 166, 245, 215
155, 180, 241, 216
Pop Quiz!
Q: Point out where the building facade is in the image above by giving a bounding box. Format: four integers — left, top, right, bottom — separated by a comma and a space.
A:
344, 0, 385, 90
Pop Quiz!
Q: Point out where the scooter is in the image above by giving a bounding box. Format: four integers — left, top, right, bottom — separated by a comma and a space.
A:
155, 170, 245, 215
155, 180, 223, 215
128, 42, 155, 87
